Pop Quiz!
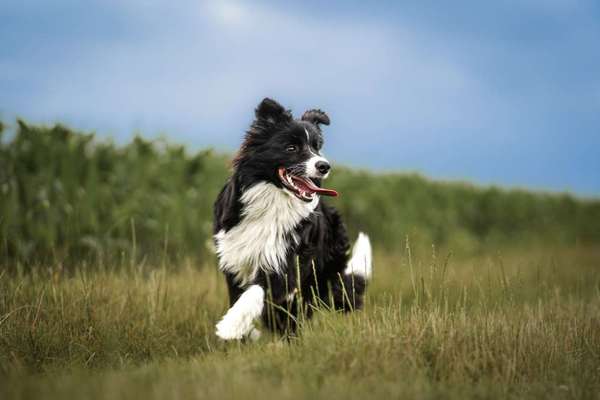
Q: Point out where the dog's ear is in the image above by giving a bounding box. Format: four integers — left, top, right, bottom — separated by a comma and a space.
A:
301, 109, 330, 127
255, 98, 292, 124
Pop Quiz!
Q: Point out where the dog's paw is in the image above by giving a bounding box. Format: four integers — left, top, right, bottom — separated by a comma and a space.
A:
215, 285, 265, 341
215, 314, 255, 340
215, 318, 243, 340
215, 320, 261, 341
215, 317, 245, 340
345, 232, 372, 280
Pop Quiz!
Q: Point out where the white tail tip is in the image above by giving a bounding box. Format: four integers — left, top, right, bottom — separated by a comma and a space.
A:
345, 232, 372, 280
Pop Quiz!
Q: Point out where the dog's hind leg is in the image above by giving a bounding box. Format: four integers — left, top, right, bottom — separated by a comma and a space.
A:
345, 232, 372, 280
215, 284, 264, 340
328, 232, 372, 311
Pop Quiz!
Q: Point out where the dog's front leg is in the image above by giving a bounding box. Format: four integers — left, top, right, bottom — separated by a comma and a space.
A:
215, 284, 264, 340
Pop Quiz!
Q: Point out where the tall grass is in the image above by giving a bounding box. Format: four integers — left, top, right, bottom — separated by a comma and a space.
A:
2, 119, 599, 399
1, 247, 599, 399
0, 120, 229, 266
2, 120, 599, 267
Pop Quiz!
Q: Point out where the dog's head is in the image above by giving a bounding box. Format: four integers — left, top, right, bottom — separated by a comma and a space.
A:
234, 98, 338, 202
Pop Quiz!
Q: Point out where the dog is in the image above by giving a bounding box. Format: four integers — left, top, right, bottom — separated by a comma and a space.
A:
213, 98, 372, 340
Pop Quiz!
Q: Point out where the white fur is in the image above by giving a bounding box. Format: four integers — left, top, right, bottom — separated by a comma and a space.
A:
305, 154, 330, 179
304, 129, 330, 179
215, 285, 265, 340
345, 232, 372, 280
214, 182, 318, 284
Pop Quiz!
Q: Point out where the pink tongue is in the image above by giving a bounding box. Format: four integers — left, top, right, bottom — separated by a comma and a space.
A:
293, 176, 339, 197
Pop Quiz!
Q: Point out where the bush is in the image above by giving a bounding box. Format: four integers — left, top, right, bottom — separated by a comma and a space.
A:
1, 120, 599, 267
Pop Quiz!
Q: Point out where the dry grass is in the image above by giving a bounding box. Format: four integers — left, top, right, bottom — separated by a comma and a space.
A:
1, 246, 599, 399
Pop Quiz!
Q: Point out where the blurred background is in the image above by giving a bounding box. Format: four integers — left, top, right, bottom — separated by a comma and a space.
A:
2, 0, 599, 195
1, 1, 600, 266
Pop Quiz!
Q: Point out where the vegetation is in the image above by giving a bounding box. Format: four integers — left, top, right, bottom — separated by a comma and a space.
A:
1, 120, 599, 267
1, 248, 599, 399
1, 120, 599, 399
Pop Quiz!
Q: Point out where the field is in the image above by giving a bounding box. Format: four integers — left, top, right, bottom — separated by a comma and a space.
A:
2, 247, 599, 399
1, 121, 600, 399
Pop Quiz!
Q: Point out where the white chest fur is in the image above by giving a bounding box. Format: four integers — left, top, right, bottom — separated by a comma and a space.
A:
214, 182, 318, 284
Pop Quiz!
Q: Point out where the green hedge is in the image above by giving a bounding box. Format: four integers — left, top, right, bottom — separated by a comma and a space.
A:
1, 120, 598, 267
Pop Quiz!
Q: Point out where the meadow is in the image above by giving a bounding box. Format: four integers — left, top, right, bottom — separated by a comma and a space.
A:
1, 121, 599, 399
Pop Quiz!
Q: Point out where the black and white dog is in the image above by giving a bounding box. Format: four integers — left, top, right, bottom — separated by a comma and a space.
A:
213, 98, 372, 340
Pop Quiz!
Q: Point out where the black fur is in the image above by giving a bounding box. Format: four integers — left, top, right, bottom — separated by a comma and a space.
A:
214, 98, 367, 336
301, 109, 330, 127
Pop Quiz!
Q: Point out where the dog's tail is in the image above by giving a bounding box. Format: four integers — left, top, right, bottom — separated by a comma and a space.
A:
344, 232, 372, 280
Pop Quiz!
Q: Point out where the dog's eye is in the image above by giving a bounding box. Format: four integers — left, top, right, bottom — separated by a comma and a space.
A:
285, 145, 298, 152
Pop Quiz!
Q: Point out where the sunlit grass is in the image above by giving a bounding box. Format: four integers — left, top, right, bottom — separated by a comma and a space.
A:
1, 246, 599, 399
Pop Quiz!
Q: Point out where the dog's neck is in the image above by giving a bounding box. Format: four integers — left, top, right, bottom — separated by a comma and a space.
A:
240, 181, 319, 221
215, 182, 318, 284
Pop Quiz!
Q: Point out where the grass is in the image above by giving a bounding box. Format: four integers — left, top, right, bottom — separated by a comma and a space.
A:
1, 245, 599, 399
2, 119, 599, 399
3, 119, 600, 266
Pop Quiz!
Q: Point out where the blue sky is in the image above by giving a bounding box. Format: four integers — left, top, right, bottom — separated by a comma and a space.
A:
1, 1, 599, 196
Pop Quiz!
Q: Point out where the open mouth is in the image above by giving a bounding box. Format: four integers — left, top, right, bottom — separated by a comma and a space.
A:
278, 167, 338, 202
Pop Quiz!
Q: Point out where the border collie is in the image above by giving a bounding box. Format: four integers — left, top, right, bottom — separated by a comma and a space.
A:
213, 98, 372, 340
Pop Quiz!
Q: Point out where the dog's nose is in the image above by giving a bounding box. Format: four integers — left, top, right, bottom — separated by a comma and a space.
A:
316, 161, 331, 175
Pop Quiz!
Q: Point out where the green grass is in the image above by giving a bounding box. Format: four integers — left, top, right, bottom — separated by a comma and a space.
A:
2, 120, 600, 267
2, 246, 599, 399
2, 119, 600, 398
